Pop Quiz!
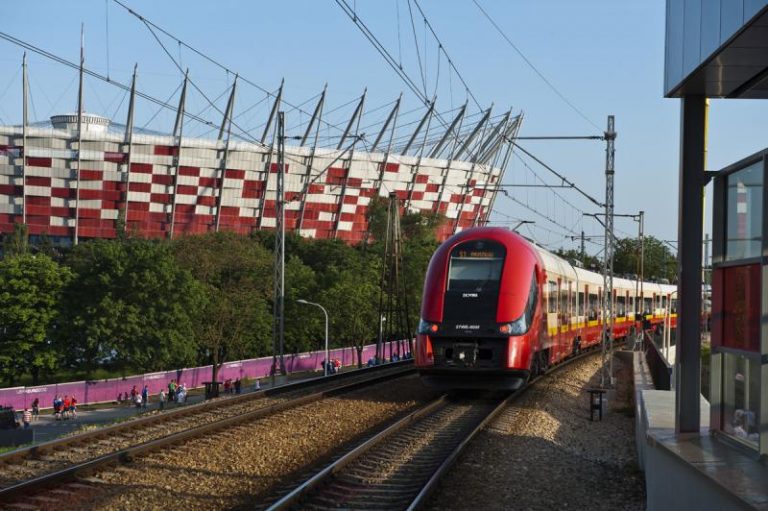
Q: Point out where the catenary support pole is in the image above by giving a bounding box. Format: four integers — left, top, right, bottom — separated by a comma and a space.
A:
271, 111, 287, 378
675, 95, 706, 434
601, 115, 616, 388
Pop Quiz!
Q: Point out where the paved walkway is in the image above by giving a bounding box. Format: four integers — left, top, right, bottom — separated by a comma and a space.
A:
14, 375, 296, 445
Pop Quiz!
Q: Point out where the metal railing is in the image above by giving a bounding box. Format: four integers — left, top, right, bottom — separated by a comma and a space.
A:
643, 330, 672, 390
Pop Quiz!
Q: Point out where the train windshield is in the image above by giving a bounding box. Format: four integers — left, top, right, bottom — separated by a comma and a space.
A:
447, 240, 505, 292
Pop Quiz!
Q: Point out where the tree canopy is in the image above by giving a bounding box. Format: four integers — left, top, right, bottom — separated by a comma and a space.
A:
0, 204, 444, 385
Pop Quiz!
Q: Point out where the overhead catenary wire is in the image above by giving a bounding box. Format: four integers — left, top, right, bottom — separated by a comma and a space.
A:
472, 0, 602, 133
111, 0, 349, 136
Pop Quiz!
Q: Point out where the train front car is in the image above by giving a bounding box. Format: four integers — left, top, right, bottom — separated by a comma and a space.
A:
415, 227, 543, 390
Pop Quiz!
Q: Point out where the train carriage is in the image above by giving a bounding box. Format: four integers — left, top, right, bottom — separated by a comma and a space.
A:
415, 226, 677, 390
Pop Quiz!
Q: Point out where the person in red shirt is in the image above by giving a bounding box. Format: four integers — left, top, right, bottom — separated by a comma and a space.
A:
63, 396, 71, 420
70, 396, 78, 419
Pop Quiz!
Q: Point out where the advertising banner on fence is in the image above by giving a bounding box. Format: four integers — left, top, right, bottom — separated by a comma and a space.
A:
0, 342, 404, 410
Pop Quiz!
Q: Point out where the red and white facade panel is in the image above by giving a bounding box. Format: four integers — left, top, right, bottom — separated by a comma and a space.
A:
0, 125, 501, 243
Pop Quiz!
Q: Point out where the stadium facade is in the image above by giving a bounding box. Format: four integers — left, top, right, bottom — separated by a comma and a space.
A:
0, 77, 520, 245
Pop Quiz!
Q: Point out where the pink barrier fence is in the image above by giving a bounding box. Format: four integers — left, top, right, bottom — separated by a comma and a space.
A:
0, 341, 406, 411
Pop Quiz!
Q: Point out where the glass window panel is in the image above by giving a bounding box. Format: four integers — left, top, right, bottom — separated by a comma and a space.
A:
548, 282, 557, 313
722, 352, 760, 447
700, 0, 721, 58
721, 1, 745, 42
447, 240, 505, 291
726, 161, 763, 261
578, 292, 585, 316
588, 293, 599, 320
683, 0, 702, 74
721, 264, 761, 352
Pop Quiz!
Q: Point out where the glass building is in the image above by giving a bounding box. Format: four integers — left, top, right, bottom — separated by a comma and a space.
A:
665, 1, 768, 454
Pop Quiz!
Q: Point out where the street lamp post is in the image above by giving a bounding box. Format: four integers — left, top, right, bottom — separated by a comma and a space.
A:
297, 299, 329, 376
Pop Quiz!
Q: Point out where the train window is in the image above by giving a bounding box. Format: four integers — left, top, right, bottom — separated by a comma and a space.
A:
578, 292, 585, 316
547, 281, 557, 313
447, 240, 505, 292
524, 271, 538, 326
629, 296, 635, 313
559, 287, 568, 316
617, 296, 626, 317
662, 296, 667, 308
643, 297, 652, 313
570, 283, 576, 316
588, 293, 598, 320
671, 299, 677, 314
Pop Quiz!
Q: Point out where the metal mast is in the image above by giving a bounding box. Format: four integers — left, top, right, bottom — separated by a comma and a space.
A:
73, 24, 85, 245
271, 111, 287, 377
214, 76, 237, 232
168, 70, 188, 240
122, 64, 138, 235
21, 53, 28, 225
601, 115, 616, 387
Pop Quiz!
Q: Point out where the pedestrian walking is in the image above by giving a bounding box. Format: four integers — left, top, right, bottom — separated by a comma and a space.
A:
168, 380, 176, 403
234, 378, 241, 394
70, 396, 78, 419
21, 408, 31, 429
141, 385, 149, 409
62, 396, 71, 420
158, 389, 166, 410
31, 398, 39, 422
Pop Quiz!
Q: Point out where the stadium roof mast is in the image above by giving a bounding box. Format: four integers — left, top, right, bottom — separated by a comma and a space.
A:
371, 94, 402, 203
432, 103, 470, 216
256, 80, 284, 230
168, 70, 189, 240
122, 64, 138, 235
214, 76, 238, 232
21, 53, 28, 226
405, 99, 436, 210
333, 89, 366, 239
297, 85, 327, 233
73, 24, 85, 246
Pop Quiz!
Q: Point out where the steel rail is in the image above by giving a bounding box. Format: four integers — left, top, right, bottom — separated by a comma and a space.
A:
0, 361, 414, 502
267, 348, 600, 511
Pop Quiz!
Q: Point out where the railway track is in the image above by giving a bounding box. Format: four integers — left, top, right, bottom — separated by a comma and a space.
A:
0, 361, 413, 504
266, 350, 599, 511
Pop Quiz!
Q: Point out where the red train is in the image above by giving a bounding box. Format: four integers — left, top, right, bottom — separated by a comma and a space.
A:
415, 227, 677, 390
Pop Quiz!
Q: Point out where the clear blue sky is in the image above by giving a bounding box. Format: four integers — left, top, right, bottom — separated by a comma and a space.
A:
2, 1, 765, 255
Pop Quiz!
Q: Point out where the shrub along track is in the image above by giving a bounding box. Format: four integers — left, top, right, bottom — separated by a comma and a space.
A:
0, 361, 415, 506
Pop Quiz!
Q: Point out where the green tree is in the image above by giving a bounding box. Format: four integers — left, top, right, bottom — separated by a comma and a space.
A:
555, 248, 602, 271
0, 254, 72, 385
172, 232, 273, 382
58, 239, 204, 376
3, 223, 29, 256
317, 252, 380, 366
614, 236, 676, 283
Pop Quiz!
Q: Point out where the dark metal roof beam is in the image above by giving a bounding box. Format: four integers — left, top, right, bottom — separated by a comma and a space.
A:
371, 93, 402, 153
300, 84, 327, 146
261, 78, 284, 144
337, 89, 367, 150
401, 98, 435, 155
428, 101, 467, 159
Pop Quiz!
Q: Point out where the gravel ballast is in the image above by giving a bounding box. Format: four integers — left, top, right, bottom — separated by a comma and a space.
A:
427, 353, 645, 511
81, 375, 435, 510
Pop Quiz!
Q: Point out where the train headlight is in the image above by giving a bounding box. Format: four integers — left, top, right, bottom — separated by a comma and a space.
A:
499, 316, 527, 336
418, 319, 439, 334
